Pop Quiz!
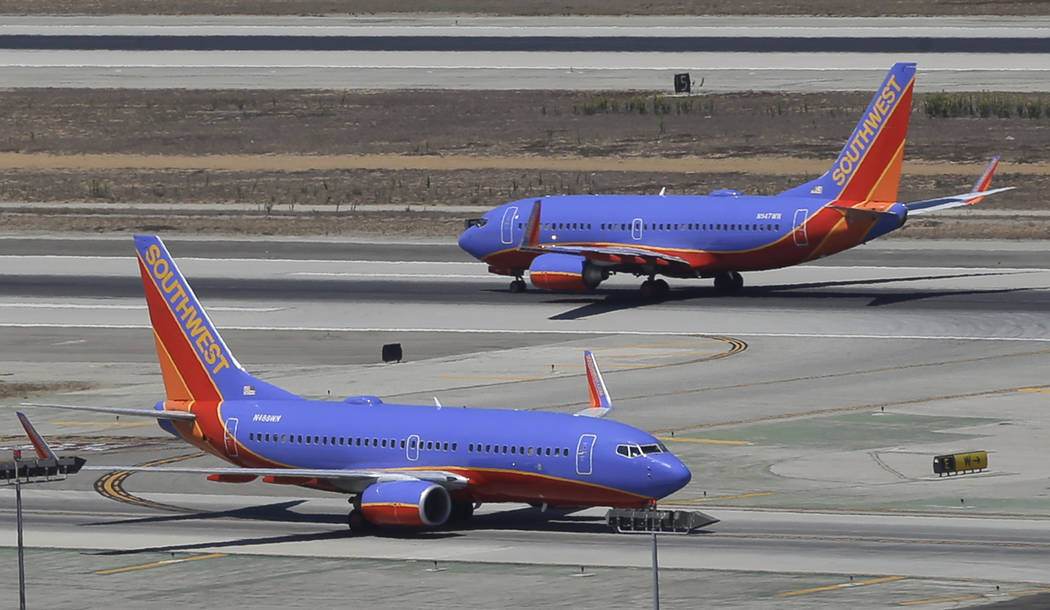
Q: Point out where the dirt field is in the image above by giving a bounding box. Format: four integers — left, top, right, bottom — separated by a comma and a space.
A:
2, 1, 1048, 16
0, 88, 1046, 238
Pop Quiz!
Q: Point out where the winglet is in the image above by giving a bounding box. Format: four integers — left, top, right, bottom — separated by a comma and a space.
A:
575, 350, 613, 417
16, 412, 58, 460
968, 155, 1001, 204
518, 200, 543, 250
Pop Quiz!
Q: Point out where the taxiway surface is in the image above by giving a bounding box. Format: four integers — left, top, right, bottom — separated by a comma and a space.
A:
1, 234, 1048, 608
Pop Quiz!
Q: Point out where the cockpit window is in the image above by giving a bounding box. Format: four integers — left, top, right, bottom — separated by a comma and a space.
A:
616, 444, 644, 458
640, 444, 665, 455
464, 217, 488, 229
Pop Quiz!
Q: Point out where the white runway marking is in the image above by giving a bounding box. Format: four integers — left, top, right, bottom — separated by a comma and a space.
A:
1, 322, 1048, 343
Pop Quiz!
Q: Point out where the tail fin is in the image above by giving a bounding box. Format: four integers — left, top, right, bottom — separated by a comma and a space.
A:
781, 62, 917, 203
575, 350, 613, 418
134, 235, 297, 402
16, 412, 57, 460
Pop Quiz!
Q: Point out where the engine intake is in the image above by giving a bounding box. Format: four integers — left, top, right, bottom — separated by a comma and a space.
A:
528, 253, 606, 291
360, 480, 452, 527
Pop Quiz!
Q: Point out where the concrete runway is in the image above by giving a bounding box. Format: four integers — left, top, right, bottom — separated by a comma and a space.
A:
1, 234, 1049, 607
1, 15, 1049, 90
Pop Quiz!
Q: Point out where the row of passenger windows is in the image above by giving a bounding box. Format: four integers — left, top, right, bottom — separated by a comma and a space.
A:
246, 432, 571, 458
247, 432, 455, 451
468, 443, 569, 457
517, 222, 782, 232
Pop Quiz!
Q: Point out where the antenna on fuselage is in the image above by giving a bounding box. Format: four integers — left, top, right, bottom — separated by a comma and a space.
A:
658, 187, 666, 196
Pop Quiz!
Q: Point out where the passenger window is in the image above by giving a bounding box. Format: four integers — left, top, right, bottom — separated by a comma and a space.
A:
563, 447, 569, 456
452, 443, 458, 451
502, 445, 508, 454
545, 447, 551, 456
400, 439, 406, 449
528, 447, 534, 456
381, 439, 387, 448
426, 441, 433, 450
485, 444, 491, 453
281, 434, 287, 442
443, 442, 449, 451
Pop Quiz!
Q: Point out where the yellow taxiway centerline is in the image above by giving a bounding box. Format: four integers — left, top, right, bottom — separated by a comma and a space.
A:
95, 553, 226, 575
658, 436, 751, 445
775, 575, 906, 598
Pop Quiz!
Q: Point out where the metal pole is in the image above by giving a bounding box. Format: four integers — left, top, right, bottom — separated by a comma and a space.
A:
651, 529, 660, 610
15, 453, 26, 610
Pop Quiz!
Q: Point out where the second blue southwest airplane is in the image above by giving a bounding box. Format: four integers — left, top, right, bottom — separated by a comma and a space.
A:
22, 235, 691, 531
459, 62, 1013, 297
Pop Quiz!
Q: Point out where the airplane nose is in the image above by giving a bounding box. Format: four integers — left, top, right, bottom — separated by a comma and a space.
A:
458, 225, 484, 260
651, 454, 692, 498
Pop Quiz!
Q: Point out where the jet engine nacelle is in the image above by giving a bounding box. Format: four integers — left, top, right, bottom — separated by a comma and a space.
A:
360, 480, 452, 527
528, 253, 606, 291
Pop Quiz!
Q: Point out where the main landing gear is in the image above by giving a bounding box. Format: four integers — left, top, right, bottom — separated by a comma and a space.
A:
509, 275, 527, 293
346, 499, 371, 533
639, 277, 670, 299
713, 271, 744, 294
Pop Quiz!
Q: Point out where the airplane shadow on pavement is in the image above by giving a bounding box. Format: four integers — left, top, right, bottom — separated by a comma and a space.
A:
80, 503, 678, 555
547, 270, 1039, 320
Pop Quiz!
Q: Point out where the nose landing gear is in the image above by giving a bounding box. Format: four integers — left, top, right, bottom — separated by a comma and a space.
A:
713, 271, 744, 294
639, 277, 670, 299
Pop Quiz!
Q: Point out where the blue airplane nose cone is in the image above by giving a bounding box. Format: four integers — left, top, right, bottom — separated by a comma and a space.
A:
458, 223, 485, 260
651, 454, 692, 498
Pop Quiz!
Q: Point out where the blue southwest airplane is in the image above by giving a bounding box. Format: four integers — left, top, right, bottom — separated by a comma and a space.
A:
20, 235, 691, 531
458, 62, 1013, 297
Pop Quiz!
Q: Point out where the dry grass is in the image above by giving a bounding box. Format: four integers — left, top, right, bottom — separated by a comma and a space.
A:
0, 88, 1046, 238
0, 380, 94, 400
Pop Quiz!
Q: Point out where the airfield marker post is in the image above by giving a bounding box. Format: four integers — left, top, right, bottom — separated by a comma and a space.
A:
651, 520, 660, 610
14, 449, 26, 610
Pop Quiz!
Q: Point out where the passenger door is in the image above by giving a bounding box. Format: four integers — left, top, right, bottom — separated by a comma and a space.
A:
223, 417, 239, 458
793, 208, 809, 247
575, 433, 596, 476
500, 206, 519, 245
406, 434, 420, 461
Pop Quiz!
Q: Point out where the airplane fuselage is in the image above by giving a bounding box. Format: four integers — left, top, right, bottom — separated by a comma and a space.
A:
163, 396, 689, 508
461, 193, 906, 279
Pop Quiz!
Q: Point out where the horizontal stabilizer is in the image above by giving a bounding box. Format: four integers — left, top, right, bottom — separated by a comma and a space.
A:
905, 186, 1014, 215
21, 402, 197, 421
906, 156, 1012, 215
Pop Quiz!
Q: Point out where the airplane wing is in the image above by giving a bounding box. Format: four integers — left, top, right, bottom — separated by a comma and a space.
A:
80, 465, 470, 493
21, 402, 197, 421
904, 156, 1014, 215
575, 350, 613, 418
518, 200, 692, 267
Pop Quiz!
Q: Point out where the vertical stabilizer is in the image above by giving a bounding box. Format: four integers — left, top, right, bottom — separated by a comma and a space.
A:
134, 235, 297, 402
780, 62, 917, 203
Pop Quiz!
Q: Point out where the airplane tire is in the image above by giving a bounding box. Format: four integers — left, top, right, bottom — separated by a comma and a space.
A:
347, 509, 371, 533
509, 279, 527, 293
640, 280, 655, 299
654, 279, 670, 296
714, 272, 742, 294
